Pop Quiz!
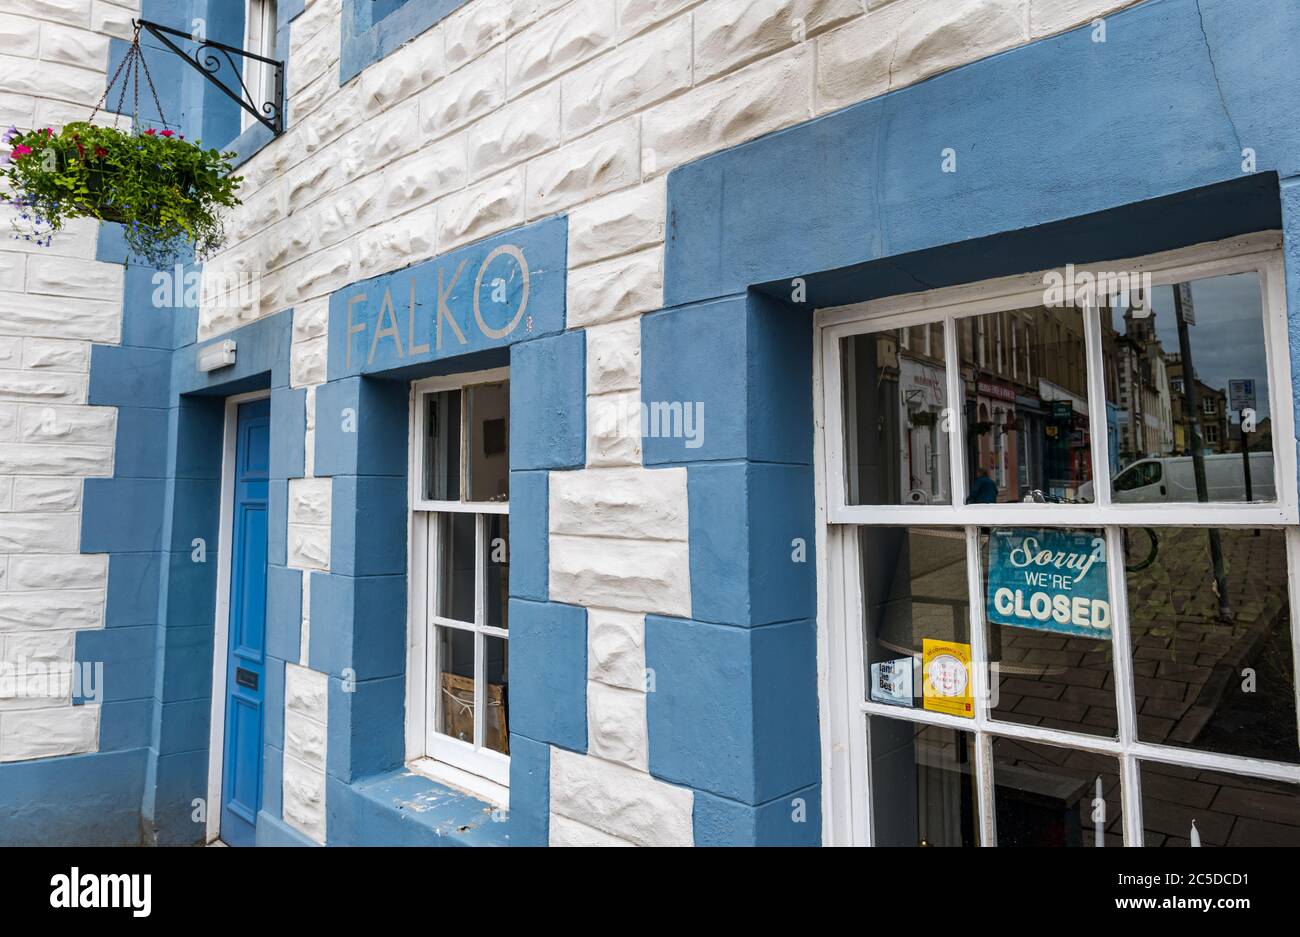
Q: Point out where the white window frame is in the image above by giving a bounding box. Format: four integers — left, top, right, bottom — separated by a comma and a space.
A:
405, 366, 511, 806
812, 232, 1300, 846
241, 0, 278, 133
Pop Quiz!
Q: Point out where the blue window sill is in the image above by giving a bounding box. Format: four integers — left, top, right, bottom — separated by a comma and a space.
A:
341, 0, 470, 84
327, 767, 511, 846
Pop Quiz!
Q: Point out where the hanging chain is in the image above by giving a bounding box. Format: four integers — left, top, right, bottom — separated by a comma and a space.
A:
86, 23, 170, 132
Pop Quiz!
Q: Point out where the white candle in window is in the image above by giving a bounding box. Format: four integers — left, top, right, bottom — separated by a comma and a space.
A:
1190, 819, 1201, 847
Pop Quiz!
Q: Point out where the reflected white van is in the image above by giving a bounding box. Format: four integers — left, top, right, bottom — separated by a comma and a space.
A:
1080, 453, 1276, 503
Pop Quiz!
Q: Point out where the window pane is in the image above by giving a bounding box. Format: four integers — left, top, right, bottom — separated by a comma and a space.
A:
435, 512, 476, 623
841, 329, 951, 506
869, 717, 979, 846
983, 527, 1117, 737
1125, 527, 1298, 763
1104, 272, 1275, 504
423, 389, 461, 501
485, 636, 509, 755
992, 737, 1122, 846
1139, 763, 1300, 846
860, 527, 970, 715
486, 515, 509, 629
960, 306, 1093, 503
436, 626, 475, 743
465, 381, 509, 502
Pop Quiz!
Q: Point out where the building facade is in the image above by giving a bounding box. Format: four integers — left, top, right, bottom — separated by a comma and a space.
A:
2, 0, 1299, 847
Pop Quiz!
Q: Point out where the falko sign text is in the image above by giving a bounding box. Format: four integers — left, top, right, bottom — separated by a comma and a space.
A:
327, 216, 567, 379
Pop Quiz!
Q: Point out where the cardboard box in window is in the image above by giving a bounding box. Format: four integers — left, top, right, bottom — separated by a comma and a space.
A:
440, 673, 509, 754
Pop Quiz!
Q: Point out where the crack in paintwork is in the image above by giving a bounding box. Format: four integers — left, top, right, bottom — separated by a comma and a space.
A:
1195, 0, 1243, 152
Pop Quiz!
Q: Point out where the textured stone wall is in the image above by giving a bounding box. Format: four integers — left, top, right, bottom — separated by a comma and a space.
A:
196, 0, 1147, 846
0, 0, 137, 764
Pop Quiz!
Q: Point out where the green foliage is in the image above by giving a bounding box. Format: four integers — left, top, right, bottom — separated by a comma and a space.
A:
1, 122, 242, 267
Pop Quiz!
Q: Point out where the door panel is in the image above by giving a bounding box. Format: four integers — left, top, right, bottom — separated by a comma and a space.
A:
221, 398, 270, 847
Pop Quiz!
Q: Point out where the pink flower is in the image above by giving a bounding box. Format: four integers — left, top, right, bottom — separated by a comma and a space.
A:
144, 129, 156, 136
11, 144, 31, 157
161, 129, 175, 137
42, 128, 52, 137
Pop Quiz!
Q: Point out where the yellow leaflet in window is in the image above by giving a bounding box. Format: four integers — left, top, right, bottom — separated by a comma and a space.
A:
923, 639, 973, 719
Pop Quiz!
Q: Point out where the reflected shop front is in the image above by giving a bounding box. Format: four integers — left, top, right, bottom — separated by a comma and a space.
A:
834, 257, 1300, 846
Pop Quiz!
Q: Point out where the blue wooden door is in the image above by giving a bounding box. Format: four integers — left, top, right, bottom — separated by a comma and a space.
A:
220, 399, 271, 846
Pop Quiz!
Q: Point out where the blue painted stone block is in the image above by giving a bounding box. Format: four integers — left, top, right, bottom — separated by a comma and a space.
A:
270, 386, 307, 480
88, 344, 172, 409
266, 564, 303, 663
104, 552, 162, 628
309, 573, 407, 680
326, 674, 405, 784
507, 470, 548, 602
313, 376, 409, 477
330, 475, 408, 576
82, 478, 166, 553
510, 330, 586, 471
646, 615, 819, 803
507, 733, 550, 846
508, 599, 586, 752
75, 625, 154, 703
325, 769, 508, 846
264, 657, 286, 749
693, 783, 821, 846
261, 744, 285, 820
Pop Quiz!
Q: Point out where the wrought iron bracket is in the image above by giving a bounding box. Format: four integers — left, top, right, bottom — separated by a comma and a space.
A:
135, 19, 285, 136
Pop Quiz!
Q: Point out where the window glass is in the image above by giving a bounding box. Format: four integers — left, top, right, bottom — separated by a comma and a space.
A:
842, 328, 951, 506
1125, 526, 1298, 763
484, 635, 509, 755
1105, 273, 1275, 504
992, 737, 1122, 846
435, 512, 475, 624
486, 515, 509, 630
983, 527, 1116, 737
423, 389, 461, 501
860, 527, 970, 714
869, 717, 980, 846
1139, 763, 1300, 846
436, 626, 475, 743
465, 381, 509, 502
961, 306, 1093, 504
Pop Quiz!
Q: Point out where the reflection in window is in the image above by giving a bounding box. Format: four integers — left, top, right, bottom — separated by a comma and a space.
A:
982, 527, 1117, 738
842, 328, 951, 506
1140, 763, 1300, 846
993, 738, 1122, 846
1125, 527, 1298, 763
465, 381, 509, 502
423, 389, 461, 501
435, 512, 476, 624
861, 528, 969, 711
1104, 273, 1275, 504
869, 718, 979, 846
960, 305, 1093, 504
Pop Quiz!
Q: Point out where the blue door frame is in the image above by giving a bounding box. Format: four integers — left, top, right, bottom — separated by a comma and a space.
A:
221, 398, 271, 846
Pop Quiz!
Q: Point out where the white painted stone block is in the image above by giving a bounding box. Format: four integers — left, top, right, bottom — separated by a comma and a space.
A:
39, 22, 110, 70
0, 476, 11, 510
291, 336, 327, 387
566, 246, 662, 328
0, 590, 104, 631
438, 167, 525, 253
506, 0, 615, 97
11, 477, 82, 513
0, 404, 14, 441
0, 290, 120, 342
355, 204, 439, 278
561, 16, 691, 139
0, 513, 79, 553
0, 337, 18, 369
9, 0, 93, 29
0, 249, 24, 293
367, 98, 422, 169
587, 681, 648, 770
695, 0, 860, 82
643, 42, 813, 176
550, 467, 687, 541
549, 813, 634, 846
567, 178, 666, 269
588, 608, 646, 691
0, 14, 40, 58
0, 371, 86, 404
0, 443, 113, 476
360, 31, 443, 111
91, 0, 135, 40
8, 553, 105, 591
586, 318, 641, 395
22, 338, 89, 372
284, 709, 327, 771
420, 46, 506, 138
444, 0, 564, 71
382, 137, 468, 212
550, 746, 693, 846
0, 91, 35, 128
525, 117, 639, 219
550, 533, 690, 617
1030, 0, 1139, 38
19, 405, 115, 446
3, 631, 75, 669
467, 82, 560, 180
587, 390, 642, 467
617, 0, 696, 39
282, 753, 327, 842
293, 298, 329, 342
0, 53, 104, 104
289, 477, 332, 526
0, 705, 97, 762
287, 524, 330, 571
285, 663, 329, 722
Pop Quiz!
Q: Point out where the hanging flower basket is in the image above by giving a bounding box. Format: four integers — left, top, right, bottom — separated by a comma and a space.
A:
2, 122, 241, 266
0, 24, 242, 268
